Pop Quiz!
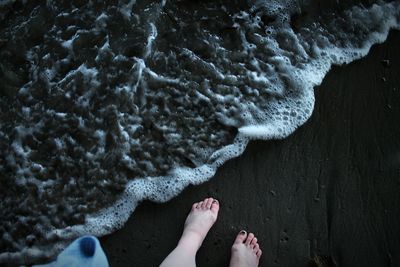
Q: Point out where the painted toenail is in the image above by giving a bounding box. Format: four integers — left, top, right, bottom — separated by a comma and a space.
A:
240, 230, 247, 235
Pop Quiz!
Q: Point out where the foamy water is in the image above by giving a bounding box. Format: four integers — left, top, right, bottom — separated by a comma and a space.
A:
0, 0, 399, 264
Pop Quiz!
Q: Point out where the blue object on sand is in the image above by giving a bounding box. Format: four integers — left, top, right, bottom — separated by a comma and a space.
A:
80, 236, 96, 257
33, 236, 109, 267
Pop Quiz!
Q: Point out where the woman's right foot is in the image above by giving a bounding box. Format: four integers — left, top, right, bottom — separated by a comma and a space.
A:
229, 230, 262, 267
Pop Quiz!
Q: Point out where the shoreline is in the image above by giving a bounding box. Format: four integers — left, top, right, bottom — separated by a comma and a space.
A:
101, 29, 400, 267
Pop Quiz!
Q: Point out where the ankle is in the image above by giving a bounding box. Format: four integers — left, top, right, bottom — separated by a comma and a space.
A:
178, 230, 204, 252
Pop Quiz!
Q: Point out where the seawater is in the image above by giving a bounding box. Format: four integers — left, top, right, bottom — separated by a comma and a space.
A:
0, 0, 399, 264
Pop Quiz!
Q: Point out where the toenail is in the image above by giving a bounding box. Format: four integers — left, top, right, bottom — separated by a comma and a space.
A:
240, 230, 247, 235
212, 200, 219, 204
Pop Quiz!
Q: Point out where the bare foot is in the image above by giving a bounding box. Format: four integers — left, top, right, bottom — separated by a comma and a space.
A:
159, 198, 219, 267
229, 230, 262, 267
177, 197, 220, 252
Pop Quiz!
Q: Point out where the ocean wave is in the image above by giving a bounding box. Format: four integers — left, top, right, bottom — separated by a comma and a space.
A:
0, 0, 399, 264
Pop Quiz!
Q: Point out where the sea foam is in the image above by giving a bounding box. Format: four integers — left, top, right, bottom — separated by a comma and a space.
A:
0, 0, 399, 265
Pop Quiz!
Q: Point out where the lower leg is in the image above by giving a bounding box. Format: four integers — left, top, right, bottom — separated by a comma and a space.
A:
160, 233, 201, 267
159, 243, 197, 267
160, 197, 220, 267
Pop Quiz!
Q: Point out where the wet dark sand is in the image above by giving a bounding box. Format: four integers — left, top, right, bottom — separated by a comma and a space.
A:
100, 30, 400, 267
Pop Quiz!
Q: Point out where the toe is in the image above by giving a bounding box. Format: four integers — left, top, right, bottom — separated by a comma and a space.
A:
253, 243, 259, 252
192, 202, 198, 210
205, 198, 213, 209
196, 201, 203, 209
234, 230, 247, 244
250, 237, 258, 248
211, 199, 219, 213
256, 249, 262, 258
245, 233, 255, 245
201, 199, 208, 209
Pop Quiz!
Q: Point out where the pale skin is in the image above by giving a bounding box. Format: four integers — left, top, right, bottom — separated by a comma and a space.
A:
160, 197, 262, 267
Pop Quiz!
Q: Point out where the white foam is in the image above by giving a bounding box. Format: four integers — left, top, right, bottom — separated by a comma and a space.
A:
1, 0, 400, 265
119, 0, 137, 19
68, 0, 400, 244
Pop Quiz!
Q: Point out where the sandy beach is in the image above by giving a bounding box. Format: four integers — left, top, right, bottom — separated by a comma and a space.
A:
1, 0, 400, 266
100, 30, 400, 267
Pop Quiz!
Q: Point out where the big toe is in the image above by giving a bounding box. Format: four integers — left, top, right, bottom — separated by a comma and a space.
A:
234, 230, 247, 244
